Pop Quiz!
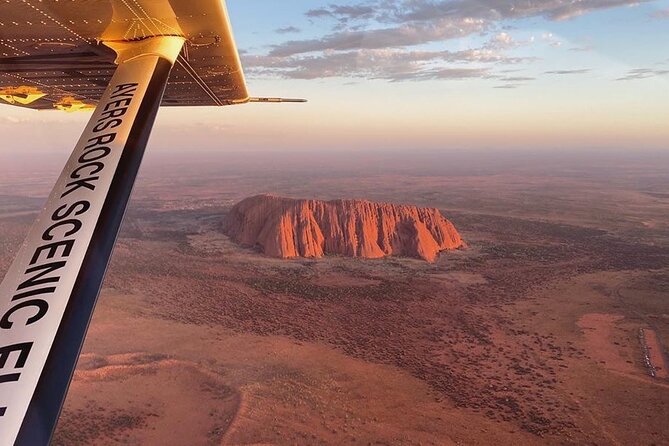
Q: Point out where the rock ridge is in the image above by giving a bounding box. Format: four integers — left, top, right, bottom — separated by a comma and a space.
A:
223, 194, 464, 262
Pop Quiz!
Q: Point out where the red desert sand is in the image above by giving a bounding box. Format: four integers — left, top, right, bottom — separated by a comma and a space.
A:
223, 194, 464, 262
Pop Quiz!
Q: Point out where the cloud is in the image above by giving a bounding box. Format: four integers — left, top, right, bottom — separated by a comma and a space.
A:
387, 0, 647, 22
395, 67, 492, 81
243, 47, 520, 81
492, 32, 514, 46
499, 76, 535, 82
541, 32, 563, 47
245, 0, 647, 82
306, 5, 375, 22
615, 68, 669, 81
492, 73, 535, 89
275, 26, 301, 34
545, 69, 591, 74
268, 18, 488, 57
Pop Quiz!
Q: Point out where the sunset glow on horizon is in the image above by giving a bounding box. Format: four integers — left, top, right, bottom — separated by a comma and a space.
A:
1, 0, 668, 153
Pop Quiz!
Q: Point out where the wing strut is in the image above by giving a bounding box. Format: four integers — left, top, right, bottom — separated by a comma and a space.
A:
0, 36, 184, 446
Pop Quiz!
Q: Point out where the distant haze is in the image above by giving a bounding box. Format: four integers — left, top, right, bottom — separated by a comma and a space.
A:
1, 0, 668, 153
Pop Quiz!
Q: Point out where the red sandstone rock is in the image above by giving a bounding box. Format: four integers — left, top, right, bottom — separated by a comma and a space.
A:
223, 195, 465, 262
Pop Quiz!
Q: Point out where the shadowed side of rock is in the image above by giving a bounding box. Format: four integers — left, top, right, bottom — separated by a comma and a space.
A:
223, 195, 464, 262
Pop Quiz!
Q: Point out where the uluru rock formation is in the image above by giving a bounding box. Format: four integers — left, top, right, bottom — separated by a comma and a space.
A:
223, 195, 464, 262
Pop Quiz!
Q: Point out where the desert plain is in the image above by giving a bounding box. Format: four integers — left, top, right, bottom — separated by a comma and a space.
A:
0, 149, 668, 445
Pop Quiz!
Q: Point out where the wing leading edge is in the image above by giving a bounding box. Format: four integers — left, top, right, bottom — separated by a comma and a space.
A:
0, 0, 269, 110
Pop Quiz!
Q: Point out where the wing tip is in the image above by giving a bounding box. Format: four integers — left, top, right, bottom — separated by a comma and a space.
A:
249, 97, 307, 103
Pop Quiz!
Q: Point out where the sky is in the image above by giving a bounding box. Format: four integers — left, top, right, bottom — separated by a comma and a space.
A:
1, 0, 668, 153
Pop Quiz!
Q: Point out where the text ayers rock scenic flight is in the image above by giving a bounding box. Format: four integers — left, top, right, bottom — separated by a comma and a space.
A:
224, 195, 465, 262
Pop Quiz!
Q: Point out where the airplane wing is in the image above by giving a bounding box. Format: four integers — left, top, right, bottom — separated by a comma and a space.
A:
0, 0, 250, 109
0, 2, 304, 445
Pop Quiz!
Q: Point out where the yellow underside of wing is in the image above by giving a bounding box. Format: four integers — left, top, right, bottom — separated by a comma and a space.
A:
0, 0, 249, 110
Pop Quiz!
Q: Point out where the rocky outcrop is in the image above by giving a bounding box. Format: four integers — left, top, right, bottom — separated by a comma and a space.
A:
223, 195, 464, 262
